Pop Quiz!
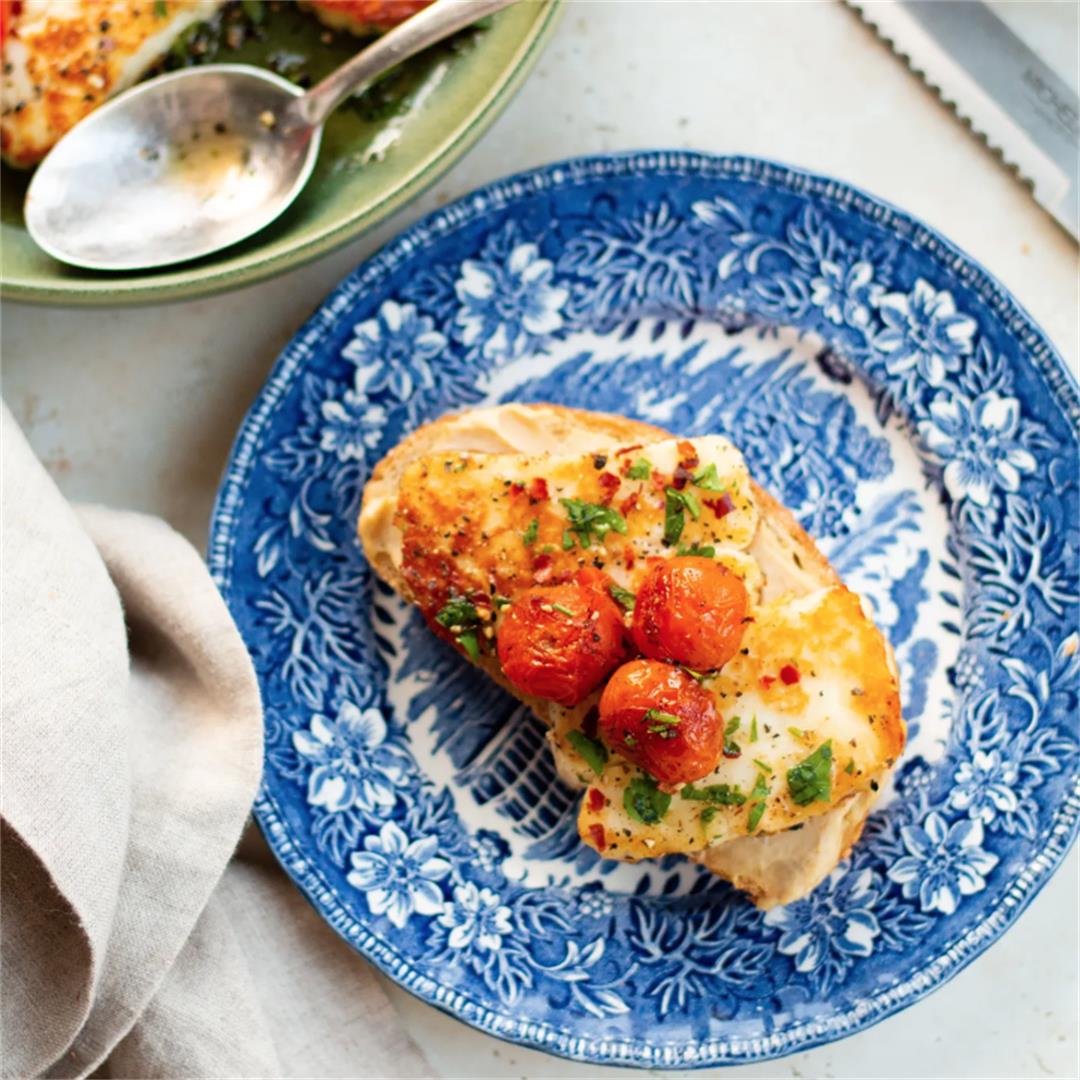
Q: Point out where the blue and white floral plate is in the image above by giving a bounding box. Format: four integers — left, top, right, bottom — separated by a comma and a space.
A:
209, 152, 1080, 1068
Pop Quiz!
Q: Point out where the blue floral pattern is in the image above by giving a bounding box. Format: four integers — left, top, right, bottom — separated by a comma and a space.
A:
347, 822, 452, 929
887, 813, 999, 915
209, 153, 1079, 1069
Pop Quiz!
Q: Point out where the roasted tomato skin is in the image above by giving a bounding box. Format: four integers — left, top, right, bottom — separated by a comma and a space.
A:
598, 659, 723, 786
632, 557, 748, 670
497, 583, 626, 706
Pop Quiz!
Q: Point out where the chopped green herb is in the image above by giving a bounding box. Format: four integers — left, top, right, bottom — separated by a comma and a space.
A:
522, 518, 539, 546
677, 542, 716, 557
435, 597, 478, 631
682, 667, 706, 682
681, 782, 746, 805
155, 0, 168, 15
788, 726, 806, 740
752, 758, 773, 774
747, 772, 770, 833
675, 487, 701, 519
609, 584, 636, 611
435, 597, 481, 658
692, 463, 726, 491
663, 488, 686, 546
628, 457, 653, 480
700, 806, 718, 830
723, 714, 741, 757
624, 733, 638, 748
241, 0, 265, 23
624, 776, 671, 825
493, 595, 511, 609
787, 741, 834, 806
749, 715, 759, 742
568, 730, 608, 777
457, 630, 480, 661
551, 602, 576, 617
560, 498, 628, 549
663, 487, 702, 547
644, 708, 681, 736
845, 759, 855, 775
562, 530, 575, 550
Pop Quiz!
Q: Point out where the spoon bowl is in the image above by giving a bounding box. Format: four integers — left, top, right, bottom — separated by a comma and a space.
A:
26, 66, 318, 271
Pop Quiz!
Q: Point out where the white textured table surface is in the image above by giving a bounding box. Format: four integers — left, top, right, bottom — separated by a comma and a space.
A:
3, 2, 1078, 1077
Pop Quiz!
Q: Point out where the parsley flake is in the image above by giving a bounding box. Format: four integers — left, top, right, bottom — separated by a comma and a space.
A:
787, 741, 833, 805
457, 631, 480, 661
700, 806, 717, 830
435, 597, 478, 631
677, 542, 715, 557
749, 715, 759, 742
752, 758, 773, 774
747, 772, 770, 833
627, 457, 653, 480
692, 463, 726, 491
435, 597, 481, 659
522, 518, 539, 546
608, 584, 636, 611
624, 776, 671, 825
644, 708, 681, 736
560, 498, 627, 549
567, 730, 608, 777
681, 782, 746, 805
663, 488, 686, 546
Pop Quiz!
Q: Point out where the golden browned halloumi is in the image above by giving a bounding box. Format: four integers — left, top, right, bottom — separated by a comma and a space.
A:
359, 404, 904, 908
1, 0, 224, 168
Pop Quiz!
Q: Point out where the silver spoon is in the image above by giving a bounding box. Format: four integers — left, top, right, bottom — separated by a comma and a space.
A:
25, 0, 516, 272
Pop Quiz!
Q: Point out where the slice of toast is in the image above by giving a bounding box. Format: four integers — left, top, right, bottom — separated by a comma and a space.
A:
359, 403, 902, 907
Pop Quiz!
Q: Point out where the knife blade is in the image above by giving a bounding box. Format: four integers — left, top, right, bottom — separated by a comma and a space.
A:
846, 0, 1079, 239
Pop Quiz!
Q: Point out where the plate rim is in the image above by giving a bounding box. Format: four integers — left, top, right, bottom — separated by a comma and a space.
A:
0, 0, 561, 308
208, 149, 1080, 1069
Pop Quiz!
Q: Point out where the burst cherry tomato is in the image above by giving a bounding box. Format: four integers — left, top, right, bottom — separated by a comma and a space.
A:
598, 659, 723, 786
497, 583, 626, 706
632, 557, 748, 670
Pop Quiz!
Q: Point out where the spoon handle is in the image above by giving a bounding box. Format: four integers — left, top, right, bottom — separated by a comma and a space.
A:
295, 0, 520, 128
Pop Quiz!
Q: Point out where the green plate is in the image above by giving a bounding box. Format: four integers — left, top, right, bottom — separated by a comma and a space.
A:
0, 0, 559, 306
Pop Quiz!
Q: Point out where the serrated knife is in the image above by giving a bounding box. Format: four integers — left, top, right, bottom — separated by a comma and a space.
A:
846, 0, 1079, 239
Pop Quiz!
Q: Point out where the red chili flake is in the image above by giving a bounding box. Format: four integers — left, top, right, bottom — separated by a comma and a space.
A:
597, 471, 621, 503
509, 482, 526, 499
614, 444, 643, 457
624, 547, 636, 570
618, 491, 639, 517
532, 553, 554, 583
705, 493, 734, 518
780, 664, 801, 685
528, 477, 549, 502
676, 439, 699, 467
674, 442, 699, 487
760, 675, 776, 689
587, 787, 606, 812
588, 823, 607, 851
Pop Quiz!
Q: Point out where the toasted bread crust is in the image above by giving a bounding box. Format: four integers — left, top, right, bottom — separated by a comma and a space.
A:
359, 403, 890, 907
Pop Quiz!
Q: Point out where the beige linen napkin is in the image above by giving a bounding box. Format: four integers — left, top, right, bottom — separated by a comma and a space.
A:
1, 407, 431, 1079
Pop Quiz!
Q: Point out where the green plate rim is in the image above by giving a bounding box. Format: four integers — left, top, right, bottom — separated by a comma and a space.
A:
0, 0, 561, 308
